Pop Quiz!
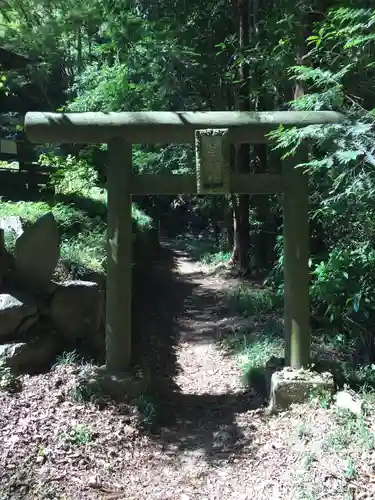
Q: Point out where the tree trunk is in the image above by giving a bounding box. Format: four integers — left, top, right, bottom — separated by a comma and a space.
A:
229, 0, 251, 274
253, 143, 270, 271
224, 195, 234, 250
250, 0, 272, 273
77, 24, 83, 73
229, 194, 240, 265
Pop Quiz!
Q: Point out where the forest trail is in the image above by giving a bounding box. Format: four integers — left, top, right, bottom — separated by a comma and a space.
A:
130, 246, 297, 500
136, 246, 278, 500
129, 246, 374, 500
0, 245, 372, 500
173, 248, 247, 395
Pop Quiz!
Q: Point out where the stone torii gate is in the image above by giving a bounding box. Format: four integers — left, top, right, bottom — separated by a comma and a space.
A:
24, 110, 344, 379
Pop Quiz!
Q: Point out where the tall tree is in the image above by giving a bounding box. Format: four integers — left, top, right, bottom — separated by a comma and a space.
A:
229, 0, 251, 274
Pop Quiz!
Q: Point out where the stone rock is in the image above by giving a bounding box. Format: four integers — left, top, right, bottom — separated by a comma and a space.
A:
75, 270, 106, 290
0, 216, 23, 238
14, 212, 60, 291
0, 293, 38, 341
335, 390, 363, 416
50, 280, 104, 340
0, 337, 60, 374
268, 367, 335, 413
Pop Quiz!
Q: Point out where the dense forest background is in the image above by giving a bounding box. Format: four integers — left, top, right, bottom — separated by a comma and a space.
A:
1, 1, 375, 371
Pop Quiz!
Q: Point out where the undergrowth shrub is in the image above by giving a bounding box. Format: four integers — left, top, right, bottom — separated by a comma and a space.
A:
40, 153, 99, 196
224, 285, 277, 317
1, 153, 155, 275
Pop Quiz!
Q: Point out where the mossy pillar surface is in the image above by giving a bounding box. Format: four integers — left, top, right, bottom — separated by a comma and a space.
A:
283, 146, 310, 368
106, 140, 133, 372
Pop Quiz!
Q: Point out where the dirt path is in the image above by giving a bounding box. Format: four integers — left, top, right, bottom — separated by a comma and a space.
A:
130, 248, 280, 500
174, 249, 246, 395
130, 249, 375, 500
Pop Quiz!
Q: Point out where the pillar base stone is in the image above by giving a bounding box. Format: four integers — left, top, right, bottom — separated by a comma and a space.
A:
267, 367, 335, 414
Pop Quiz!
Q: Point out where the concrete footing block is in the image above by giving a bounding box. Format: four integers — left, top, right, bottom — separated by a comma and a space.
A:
267, 367, 335, 413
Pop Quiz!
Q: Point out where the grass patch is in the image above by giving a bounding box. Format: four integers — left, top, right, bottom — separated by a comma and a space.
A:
301, 450, 317, 471
133, 394, 157, 429
60, 424, 94, 445
295, 421, 313, 440
0, 200, 55, 224
323, 407, 375, 453
68, 380, 105, 405
173, 236, 224, 260
344, 458, 357, 480
173, 236, 231, 267
239, 333, 283, 374
224, 285, 277, 317
0, 360, 20, 393
55, 350, 81, 366
308, 386, 334, 409
0, 160, 18, 170
60, 228, 106, 274
295, 475, 324, 500
200, 250, 231, 266
222, 318, 283, 393
240, 335, 283, 389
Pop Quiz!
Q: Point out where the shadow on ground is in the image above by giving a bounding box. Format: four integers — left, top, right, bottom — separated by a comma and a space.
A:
132, 244, 198, 392
133, 237, 375, 464
149, 390, 262, 464
132, 242, 263, 463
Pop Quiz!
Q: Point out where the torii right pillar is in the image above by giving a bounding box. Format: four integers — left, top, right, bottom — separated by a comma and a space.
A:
283, 146, 310, 368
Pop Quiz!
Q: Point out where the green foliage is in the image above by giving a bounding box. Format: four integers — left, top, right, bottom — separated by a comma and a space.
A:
40, 153, 100, 196
308, 387, 333, 409
264, 5, 375, 363
200, 251, 231, 266
131, 205, 153, 231
0, 360, 20, 393
60, 424, 94, 445
67, 63, 132, 112
133, 394, 157, 428
0, 154, 153, 275
0, 200, 53, 224
55, 350, 81, 366
3, 229, 17, 254
311, 244, 375, 324
0, 199, 106, 273
224, 286, 277, 317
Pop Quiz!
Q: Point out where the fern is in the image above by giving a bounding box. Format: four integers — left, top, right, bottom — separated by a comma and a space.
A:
270, 7, 375, 344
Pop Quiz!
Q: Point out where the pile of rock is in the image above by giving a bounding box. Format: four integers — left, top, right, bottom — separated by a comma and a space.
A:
0, 213, 104, 374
